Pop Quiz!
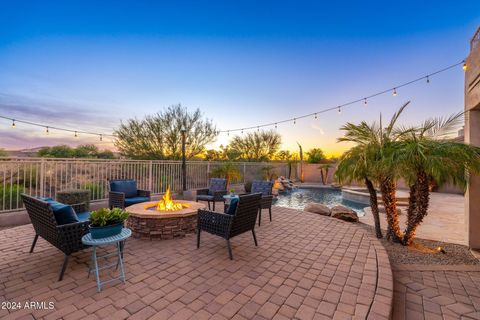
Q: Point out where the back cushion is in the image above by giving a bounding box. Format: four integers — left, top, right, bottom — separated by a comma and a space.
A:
110, 180, 137, 198
226, 197, 239, 215
44, 199, 79, 225
251, 181, 273, 195
209, 178, 226, 195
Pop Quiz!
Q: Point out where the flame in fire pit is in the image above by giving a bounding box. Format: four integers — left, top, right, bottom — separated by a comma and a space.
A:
144, 186, 189, 211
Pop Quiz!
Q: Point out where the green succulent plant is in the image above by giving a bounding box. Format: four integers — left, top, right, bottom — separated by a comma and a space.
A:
89, 208, 129, 227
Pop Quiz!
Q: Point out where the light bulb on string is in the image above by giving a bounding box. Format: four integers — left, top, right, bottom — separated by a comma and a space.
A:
257, 126, 259, 132
364, 98, 367, 106
11, 120, 16, 128
241, 129, 243, 134
99, 134, 103, 141
74, 131, 78, 138
393, 88, 397, 96
227, 131, 229, 136
293, 118, 296, 125
338, 106, 341, 114
314, 113, 317, 119
45, 126, 49, 135
426, 75, 430, 83
274, 123, 277, 129
463, 62, 467, 71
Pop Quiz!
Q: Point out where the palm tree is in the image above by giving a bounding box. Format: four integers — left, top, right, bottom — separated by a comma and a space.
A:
338, 102, 411, 242
395, 113, 480, 245
210, 162, 242, 189
276, 150, 298, 179
336, 145, 383, 238
318, 163, 333, 185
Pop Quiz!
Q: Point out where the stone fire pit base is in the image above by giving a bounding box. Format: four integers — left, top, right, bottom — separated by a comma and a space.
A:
126, 200, 206, 240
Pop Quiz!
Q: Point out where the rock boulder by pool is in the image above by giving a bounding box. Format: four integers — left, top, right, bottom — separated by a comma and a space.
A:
304, 203, 331, 216
331, 205, 359, 222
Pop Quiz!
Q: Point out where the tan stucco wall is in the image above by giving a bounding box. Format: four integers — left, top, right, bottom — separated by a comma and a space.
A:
465, 28, 480, 249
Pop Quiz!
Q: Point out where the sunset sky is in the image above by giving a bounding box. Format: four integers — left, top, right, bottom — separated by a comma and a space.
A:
0, 1, 479, 156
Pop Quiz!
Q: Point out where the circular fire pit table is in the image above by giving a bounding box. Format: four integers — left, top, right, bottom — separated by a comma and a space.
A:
126, 200, 206, 240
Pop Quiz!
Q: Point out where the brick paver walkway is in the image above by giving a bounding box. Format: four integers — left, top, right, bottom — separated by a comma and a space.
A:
392, 265, 480, 320
0, 207, 393, 319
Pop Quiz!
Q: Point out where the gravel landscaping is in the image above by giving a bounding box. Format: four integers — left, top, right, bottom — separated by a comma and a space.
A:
359, 224, 479, 265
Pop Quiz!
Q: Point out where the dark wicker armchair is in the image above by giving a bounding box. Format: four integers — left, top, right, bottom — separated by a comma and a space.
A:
197, 193, 262, 259
251, 180, 274, 226
196, 178, 228, 211
21, 194, 90, 281
109, 179, 151, 209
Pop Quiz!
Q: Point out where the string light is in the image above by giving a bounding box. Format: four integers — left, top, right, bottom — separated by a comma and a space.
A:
227, 131, 229, 136
74, 131, 78, 138
338, 106, 341, 114
45, 126, 49, 135
364, 98, 367, 106
0, 60, 466, 137
293, 118, 296, 125
99, 134, 103, 141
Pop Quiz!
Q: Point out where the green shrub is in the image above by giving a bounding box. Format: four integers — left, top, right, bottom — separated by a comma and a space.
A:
84, 183, 104, 200
0, 184, 25, 211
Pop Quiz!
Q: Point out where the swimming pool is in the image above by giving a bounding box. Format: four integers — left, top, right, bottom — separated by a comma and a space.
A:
273, 187, 368, 215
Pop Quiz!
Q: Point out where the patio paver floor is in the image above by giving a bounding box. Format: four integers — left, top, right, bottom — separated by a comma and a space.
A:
0, 206, 393, 320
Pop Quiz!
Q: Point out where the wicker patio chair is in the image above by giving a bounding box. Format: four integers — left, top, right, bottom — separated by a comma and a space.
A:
109, 179, 151, 209
197, 193, 262, 259
196, 178, 228, 211
21, 194, 90, 281
251, 180, 274, 226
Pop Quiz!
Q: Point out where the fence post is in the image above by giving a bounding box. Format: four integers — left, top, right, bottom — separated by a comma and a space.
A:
207, 161, 210, 185
243, 163, 246, 183
40, 158, 45, 198
148, 161, 153, 192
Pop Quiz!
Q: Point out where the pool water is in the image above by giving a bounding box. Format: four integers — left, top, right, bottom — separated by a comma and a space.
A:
273, 187, 367, 216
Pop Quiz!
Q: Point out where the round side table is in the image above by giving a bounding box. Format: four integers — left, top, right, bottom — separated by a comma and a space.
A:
82, 228, 131, 292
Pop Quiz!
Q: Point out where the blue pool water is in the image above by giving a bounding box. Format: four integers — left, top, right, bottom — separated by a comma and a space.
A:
273, 187, 367, 215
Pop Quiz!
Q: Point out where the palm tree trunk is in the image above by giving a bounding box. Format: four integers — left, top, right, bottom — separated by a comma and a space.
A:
403, 170, 430, 246
402, 183, 417, 245
365, 177, 382, 238
379, 177, 403, 242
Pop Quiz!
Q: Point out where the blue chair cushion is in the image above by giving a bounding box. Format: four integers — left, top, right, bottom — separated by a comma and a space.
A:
43, 199, 79, 225
226, 197, 239, 215
124, 196, 150, 206
196, 194, 214, 201
76, 211, 91, 222
110, 180, 137, 198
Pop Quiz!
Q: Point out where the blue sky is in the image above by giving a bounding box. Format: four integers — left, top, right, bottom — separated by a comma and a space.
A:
0, 1, 479, 155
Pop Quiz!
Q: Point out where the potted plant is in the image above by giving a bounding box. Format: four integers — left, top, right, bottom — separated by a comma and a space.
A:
89, 208, 129, 239
229, 188, 235, 197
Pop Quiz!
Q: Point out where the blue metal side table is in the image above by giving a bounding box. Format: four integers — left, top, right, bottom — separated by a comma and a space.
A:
81, 228, 131, 292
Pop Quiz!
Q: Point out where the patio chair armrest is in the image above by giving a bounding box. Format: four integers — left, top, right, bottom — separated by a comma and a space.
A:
71, 202, 88, 213
137, 189, 151, 198
212, 190, 228, 201
56, 221, 90, 254
197, 209, 233, 236
196, 188, 209, 196
109, 191, 125, 209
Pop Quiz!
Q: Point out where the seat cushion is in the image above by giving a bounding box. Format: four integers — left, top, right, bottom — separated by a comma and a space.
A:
124, 196, 150, 206
226, 197, 239, 215
110, 180, 137, 198
76, 211, 91, 222
44, 199, 79, 225
196, 194, 214, 201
